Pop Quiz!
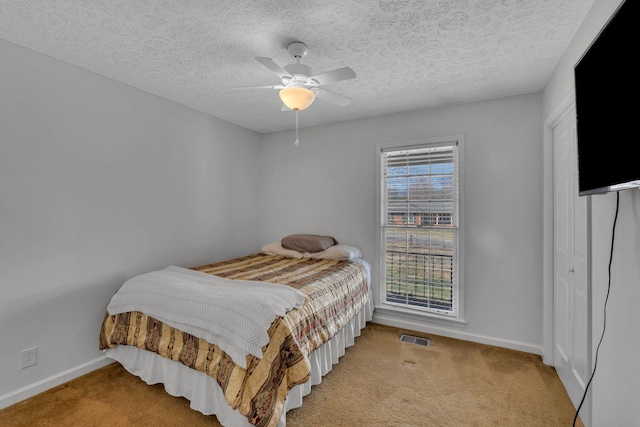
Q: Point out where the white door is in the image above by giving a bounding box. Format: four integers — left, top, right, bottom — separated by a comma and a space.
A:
553, 105, 590, 425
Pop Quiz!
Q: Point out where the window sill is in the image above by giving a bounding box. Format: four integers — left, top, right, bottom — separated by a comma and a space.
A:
374, 303, 467, 328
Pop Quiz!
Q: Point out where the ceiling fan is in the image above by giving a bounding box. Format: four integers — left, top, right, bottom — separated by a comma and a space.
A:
237, 41, 356, 145
241, 41, 357, 111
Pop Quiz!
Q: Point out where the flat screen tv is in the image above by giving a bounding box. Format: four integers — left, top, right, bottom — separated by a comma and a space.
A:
574, 0, 638, 196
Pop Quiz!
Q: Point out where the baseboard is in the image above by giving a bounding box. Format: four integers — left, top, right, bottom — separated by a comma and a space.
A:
0, 355, 114, 410
372, 311, 543, 356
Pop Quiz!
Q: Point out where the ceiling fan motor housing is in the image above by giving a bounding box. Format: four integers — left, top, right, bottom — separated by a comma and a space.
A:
283, 63, 312, 80
284, 42, 313, 84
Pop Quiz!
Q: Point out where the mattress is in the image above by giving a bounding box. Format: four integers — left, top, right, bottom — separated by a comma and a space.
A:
100, 253, 372, 427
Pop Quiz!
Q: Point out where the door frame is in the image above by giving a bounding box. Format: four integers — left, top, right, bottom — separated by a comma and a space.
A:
542, 91, 592, 423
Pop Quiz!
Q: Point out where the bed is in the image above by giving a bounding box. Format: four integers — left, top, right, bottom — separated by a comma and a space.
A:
99, 241, 372, 427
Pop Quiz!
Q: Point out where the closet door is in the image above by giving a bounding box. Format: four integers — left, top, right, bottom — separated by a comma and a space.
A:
553, 105, 591, 425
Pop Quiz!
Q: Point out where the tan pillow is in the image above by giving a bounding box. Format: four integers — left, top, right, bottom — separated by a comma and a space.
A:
281, 234, 338, 253
261, 242, 304, 259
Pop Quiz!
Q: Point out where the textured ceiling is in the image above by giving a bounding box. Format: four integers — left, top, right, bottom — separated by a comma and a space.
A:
0, 0, 594, 134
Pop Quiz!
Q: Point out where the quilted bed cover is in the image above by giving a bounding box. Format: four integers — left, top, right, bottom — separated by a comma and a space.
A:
99, 253, 370, 427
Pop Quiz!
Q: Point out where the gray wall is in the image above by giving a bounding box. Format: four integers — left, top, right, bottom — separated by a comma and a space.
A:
0, 39, 262, 398
543, 0, 640, 425
259, 93, 544, 352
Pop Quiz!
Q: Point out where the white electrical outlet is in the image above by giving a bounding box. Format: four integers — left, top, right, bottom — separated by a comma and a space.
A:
21, 347, 37, 369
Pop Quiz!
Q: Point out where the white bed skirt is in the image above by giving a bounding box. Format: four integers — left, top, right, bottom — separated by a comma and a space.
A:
105, 291, 373, 427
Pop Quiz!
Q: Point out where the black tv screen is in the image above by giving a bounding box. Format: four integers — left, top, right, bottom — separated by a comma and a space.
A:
574, 0, 638, 196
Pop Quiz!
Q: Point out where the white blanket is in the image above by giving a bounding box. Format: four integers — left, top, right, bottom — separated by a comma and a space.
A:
106, 265, 306, 368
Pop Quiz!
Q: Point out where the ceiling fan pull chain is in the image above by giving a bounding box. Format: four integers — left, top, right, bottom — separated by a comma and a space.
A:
294, 110, 300, 146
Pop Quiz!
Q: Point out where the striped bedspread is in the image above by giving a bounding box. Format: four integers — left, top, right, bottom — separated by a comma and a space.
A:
99, 253, 370, 427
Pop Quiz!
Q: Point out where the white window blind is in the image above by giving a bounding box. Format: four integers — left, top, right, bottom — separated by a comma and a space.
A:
380, 141, 459, 316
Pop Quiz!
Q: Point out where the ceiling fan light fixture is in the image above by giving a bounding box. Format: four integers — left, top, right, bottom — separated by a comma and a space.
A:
279, 87, 315, 111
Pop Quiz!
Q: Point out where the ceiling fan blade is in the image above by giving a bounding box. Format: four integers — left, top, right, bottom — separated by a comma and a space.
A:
255, 57, 292, 80
314, 88, 352, 106
232, 84, 285, 90
310, 67, 356, 86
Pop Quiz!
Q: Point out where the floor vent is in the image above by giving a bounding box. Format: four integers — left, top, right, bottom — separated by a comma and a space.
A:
399, 334, 431, 347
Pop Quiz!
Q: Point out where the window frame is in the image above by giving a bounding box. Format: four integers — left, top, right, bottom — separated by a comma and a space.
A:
375, 136, 465, 324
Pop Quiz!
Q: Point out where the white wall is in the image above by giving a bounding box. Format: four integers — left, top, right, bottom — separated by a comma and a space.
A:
259, 93, 544, 353
542, 0, 640, 425
0, 39, 262, 402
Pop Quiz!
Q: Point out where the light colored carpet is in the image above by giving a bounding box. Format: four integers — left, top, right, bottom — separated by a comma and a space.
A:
0, 323, 582, 426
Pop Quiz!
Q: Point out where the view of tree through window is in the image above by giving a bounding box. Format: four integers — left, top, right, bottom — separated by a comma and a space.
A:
381, 142, 459, 316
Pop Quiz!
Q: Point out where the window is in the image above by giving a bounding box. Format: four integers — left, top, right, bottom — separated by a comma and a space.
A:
377, 137, 463, 319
